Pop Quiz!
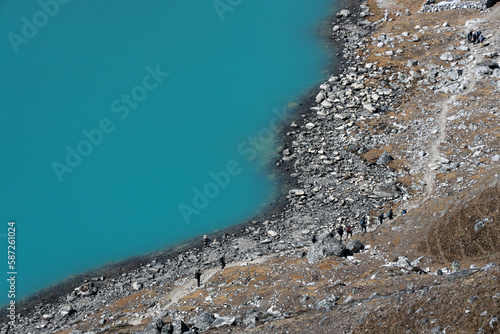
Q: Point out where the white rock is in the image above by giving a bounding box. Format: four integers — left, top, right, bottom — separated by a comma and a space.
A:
131, 282, 143, 291
267, 230, 278, 237
321, 100, 333, 108
305, 122, 315, 130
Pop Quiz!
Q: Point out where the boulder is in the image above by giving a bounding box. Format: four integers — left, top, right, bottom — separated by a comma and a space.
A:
307, 233, 347, 263
373, 185, 399, 198
289, 189, 305, 196
316, 294, 339, 311
305, 122, 315, 130
407, 59, 418, 67
144, 319, 164, 334
376, 151, 393, 165
172, 319, 189, 334
337, 9, 351, 17
440, 52, 461, 61
60, 304, 75, 317
211, 315, 236, 328
243, 309, 268, 326
477, 59, 499, 69
131, 282, 143, 291
187, 312, 215, 331
346, 239, 365, 253
396, 256, 412, 270
476, 66, 493, 76
446, 268, 480, 282
75, 282, 98, 297
161, 323, 174, 334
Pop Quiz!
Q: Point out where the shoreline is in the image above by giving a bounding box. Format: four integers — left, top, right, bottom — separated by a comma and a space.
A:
1, 0, 351, 319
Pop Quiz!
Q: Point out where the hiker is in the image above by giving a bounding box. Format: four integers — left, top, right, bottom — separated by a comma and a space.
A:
388, 208, 394, 220
359, 216, 367, 233
346, 224, 353, 239
476, 31, 483, 44
219, 255, 226, 269
378, 212, 384, 225
467, 30, 474, 43
195, 269, 201, 287
312, 234, 317, 244
478, 33, 486, 44
337, 225, 344, 242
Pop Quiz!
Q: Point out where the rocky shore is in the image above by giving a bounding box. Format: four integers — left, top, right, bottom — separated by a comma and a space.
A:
2, 0, 500, 332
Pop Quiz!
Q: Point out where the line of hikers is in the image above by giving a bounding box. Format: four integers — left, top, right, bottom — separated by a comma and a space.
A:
329, 208, 407, 242
467, 30, 486, 44
196, 208, 408, 286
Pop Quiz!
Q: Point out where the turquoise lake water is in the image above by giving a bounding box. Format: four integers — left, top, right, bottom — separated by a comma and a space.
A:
0, 0, 338, 304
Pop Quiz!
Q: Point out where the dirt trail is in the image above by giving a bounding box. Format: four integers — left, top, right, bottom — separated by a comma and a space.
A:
164, 256, 272, 309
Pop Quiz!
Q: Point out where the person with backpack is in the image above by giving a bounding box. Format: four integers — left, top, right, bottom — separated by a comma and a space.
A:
346, 224, 353, 239
359, 216, 367, 233
337, 225, 344, 242
378, 212, 384, 225
467, 30, 474, 43
219, 255, 226, 269
195, 269, 202, 287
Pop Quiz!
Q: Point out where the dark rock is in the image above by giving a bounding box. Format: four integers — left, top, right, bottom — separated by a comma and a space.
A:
411, 266, 427, 274
307, 233, 347, 263
373, 184, 399, 198
59, 304, 75, 317
144, 319, 164, 334
376, 151, 393, 165
477, 60, 499, 69
316, 294, 339, 311
161, 323, 174, 334
243, 309, 268, 327
446, 268, 480, 282
172, 319, 189, 334
345, 239, 364, 253
187, 312, 215, 331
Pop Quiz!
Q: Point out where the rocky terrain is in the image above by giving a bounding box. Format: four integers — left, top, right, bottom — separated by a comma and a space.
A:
2, 0, 499, 333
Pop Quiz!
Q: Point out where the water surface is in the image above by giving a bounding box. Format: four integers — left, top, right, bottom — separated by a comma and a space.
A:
0, 0, 337, 304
